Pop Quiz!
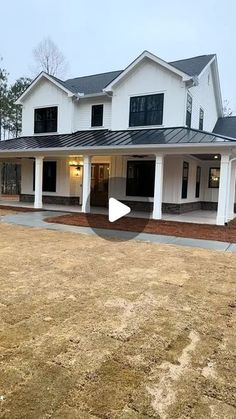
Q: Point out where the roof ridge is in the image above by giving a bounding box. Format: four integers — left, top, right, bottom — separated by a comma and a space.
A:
169, 54, 215, 64
65, 69, 123, 82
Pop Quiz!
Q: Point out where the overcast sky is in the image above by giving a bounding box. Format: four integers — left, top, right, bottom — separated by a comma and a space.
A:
1, 0, 235, 112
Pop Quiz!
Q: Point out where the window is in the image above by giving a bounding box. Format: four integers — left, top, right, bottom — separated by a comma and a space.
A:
91, 105, 103, 127
34, 107, 58, 134
195, 166, 201, 198
129, 94, 164, 127
199, 108, 204, 130
126, 160, 155, 197
209, 167, 220, 188
33, 161, 57, 192
181, 161, 189, 199
186, 93, 192, 128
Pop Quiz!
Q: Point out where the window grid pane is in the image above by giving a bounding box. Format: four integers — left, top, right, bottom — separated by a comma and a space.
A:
208, 167, 220, 188
34, 107, 57, 133
186, 94, 192, 128
91, 105, 103, 127
126, 161, 155, 197
129, 94, 164, 127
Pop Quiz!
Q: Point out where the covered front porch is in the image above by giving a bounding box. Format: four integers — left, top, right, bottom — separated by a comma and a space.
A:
1, 151, 235, 226
0, 197, 219, 225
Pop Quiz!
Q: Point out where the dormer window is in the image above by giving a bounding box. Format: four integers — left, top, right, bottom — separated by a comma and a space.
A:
34, 107, 58, 134
129, 94, 164, 127
91, 105, 103, 127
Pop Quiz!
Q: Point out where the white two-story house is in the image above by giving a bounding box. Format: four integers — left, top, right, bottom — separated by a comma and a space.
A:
0, 50, 236, 225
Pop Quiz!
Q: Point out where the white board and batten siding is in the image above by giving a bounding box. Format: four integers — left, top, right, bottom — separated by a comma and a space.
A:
73, 97, 112, 131
111, 58, 187, 130
188, 66, 219, 132
21, 78, 74, 136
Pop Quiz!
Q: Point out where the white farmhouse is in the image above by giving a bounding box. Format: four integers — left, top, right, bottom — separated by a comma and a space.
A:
0, 50, 236, 225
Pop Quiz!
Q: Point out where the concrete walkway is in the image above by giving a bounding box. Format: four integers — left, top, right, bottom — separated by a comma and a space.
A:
1, 211, 236, 252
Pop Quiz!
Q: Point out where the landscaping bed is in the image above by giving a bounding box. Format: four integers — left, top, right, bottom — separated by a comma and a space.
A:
45, 212, 236, 243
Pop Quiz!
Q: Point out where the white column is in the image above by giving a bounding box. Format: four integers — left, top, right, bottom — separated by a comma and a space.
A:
34, 156, 44, 209
82, 155, 91, 213
153, 154, 164, 220
216, 154, 230, 225
227, 160, 236, 221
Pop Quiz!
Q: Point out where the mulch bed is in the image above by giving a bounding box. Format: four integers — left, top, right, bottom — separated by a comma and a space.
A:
45, 212, 236, 243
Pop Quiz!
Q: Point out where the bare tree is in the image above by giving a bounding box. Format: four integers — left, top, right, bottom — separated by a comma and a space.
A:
32, 37, 68, 77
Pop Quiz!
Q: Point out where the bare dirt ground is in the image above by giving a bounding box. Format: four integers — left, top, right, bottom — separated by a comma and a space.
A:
0, 223, 235, 419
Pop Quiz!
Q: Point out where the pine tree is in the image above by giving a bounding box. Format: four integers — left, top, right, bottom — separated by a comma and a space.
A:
7, 77, 31, 137
0, 59, 9, 141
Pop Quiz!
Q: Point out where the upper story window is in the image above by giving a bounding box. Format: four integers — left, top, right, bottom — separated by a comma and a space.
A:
34, 107, 58, 134
129, 94, 164, 127
91, 104, 103, 127
186, 93, 192, 128
199, 107, 204, 130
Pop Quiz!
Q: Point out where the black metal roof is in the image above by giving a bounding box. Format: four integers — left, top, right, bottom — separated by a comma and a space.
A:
169, 54, 215, 77
49, 55, 215, 96
0, 128, 235, 153
213, 117, 236, 139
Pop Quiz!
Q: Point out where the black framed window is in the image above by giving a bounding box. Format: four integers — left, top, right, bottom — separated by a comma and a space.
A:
208, 167, 220, 188
33, 161, 57, 192
195, 166, 201, 198
34, 107, 58, 134
126, 160, 155, 197
129, 94, 164, 127
181, 161, 189, 199
199, 107, 204, 130
91, 105, 103, 127
186, 93, 192, 128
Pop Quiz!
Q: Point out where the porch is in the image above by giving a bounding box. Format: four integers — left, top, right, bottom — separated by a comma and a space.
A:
0, 198, 218, 225
0, 151, 235, 226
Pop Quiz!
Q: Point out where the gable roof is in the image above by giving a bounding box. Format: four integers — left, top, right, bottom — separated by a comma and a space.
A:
213, 117, 236, 139
62, 71, 123, 95
169, 54, 215, 77
16, 52, 217, 102
0, 127, 235, 156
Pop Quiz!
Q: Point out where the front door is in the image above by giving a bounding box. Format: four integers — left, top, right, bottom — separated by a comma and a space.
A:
90, 163, 109, 207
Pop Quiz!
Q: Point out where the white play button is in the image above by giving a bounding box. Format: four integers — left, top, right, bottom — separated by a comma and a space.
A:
108, 198, 131, 222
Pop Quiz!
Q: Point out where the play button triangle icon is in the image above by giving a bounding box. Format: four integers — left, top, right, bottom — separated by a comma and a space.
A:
108, 198, 131, 222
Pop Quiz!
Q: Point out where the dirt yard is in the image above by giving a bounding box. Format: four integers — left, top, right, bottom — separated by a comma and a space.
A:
0, 223, 235, 419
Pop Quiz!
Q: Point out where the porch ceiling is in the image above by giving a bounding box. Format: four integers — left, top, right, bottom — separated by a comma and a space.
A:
0, 127, 235, 157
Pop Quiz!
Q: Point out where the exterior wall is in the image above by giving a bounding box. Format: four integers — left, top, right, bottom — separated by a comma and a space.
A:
110, 58, 186, 130
20, 60, 220, 136
20, 156, 111, 203
21, 158, 71, 197
19, 154, 236, 210
188, 66, 219, 131
21, 78, 74, 136
109, 155, 204, 206
73, 97, 112, 131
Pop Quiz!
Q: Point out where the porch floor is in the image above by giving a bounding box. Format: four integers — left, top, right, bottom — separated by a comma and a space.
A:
0, 198, 222, 225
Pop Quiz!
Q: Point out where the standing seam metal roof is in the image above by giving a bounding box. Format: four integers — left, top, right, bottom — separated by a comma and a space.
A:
0, 127, 235, 152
